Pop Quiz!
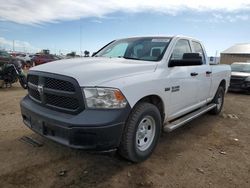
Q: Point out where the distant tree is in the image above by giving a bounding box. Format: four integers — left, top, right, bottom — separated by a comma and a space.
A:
84, 50, 90, 57
66, 51, 76, 57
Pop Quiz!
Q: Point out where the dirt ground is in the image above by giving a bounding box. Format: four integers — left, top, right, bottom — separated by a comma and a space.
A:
0, 83, 250, 188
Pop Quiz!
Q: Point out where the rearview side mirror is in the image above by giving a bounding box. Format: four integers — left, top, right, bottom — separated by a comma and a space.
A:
169, 53, 203, 67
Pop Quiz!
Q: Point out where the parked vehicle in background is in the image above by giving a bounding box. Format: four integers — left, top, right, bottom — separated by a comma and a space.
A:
31, 54, 61, 66
57, 54, 67, 59
229, 62, 250, 93
4, 52, 27, 68
0, 50, 12, 65
15, 53, 34, 67
0, 50, 27, 89
21, 36, 231, 162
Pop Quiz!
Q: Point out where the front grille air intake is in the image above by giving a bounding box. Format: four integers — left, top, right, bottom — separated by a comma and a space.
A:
27, 72, 84, 114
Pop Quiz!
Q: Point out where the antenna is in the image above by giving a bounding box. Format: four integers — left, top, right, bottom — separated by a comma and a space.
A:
80, 19, 82, 57
12, 40, 15, 52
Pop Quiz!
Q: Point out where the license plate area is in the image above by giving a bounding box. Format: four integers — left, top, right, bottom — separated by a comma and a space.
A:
43, 125, 56, 137
31, 118, 44, 134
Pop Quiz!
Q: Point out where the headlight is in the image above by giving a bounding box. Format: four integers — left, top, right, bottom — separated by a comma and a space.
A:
83, 87, 127, 109
245, 77, 250, 82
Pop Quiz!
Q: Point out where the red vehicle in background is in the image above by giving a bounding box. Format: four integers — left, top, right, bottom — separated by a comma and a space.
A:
31, 54, 61, 66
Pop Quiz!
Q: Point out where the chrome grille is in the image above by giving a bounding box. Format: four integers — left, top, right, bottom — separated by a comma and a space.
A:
27, 72, 84, 114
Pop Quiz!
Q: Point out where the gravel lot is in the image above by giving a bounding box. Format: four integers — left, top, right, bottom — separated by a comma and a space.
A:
0, 83, 250, 188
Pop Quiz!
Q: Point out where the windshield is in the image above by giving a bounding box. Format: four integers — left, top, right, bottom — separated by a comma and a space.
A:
231, 63, 250, 73
95, 37, 172, 62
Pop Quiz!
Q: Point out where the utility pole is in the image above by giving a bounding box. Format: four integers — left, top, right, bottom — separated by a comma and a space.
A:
214, 50, 218, 64
12, 40, 15, 52
80, 23, 82, 57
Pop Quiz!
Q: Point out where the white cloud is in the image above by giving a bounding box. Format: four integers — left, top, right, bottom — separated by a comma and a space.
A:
0, 37, 39, 52
208, 13, 250, 23
91, 20, 102, 24
0, 0, 250, 25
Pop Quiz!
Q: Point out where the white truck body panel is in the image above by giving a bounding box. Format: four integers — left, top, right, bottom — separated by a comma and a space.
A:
31, 57, 157, 86
31, 36, 231, 122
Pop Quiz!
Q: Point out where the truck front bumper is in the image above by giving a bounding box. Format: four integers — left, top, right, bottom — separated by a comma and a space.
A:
20, 96, 131, 151
229, 82, 250, 92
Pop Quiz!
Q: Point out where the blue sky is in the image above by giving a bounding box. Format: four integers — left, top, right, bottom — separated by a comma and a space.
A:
0, 0, 250, 56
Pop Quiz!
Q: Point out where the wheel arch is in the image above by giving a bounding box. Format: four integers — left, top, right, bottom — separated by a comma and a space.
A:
219, 79, 226, 91
133, 95, 165, 123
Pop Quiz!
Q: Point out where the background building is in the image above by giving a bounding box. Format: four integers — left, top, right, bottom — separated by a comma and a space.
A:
220, 43, 250, 64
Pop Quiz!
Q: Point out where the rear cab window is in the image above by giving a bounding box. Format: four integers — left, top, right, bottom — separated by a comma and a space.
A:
170, 39, 192, 60
192, 41, 206, 64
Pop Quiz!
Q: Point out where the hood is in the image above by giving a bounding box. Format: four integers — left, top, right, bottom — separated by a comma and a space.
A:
30, 57, 157, 86
231, 71, 250, 77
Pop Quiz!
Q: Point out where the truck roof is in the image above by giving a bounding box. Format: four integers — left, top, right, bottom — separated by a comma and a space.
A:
116, 35, 196, 41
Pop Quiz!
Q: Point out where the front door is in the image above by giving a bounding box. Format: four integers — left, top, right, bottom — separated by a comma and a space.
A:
167, 39, 200, 119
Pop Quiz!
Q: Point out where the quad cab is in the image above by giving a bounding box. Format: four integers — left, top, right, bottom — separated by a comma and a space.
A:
20, 36, 231, 162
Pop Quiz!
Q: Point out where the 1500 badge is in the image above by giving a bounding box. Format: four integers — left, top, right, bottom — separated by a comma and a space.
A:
172, 86, 180, 92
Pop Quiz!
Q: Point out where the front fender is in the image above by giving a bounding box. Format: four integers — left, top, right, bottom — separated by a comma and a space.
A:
99, 70, 171, 116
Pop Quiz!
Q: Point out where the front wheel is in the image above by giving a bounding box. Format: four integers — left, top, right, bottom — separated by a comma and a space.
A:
210, 86, 225, 115
118, 102, 161, 162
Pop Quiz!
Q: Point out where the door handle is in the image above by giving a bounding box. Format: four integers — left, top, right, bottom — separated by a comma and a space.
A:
190, 72, 198, 76
206, 71, 212, 74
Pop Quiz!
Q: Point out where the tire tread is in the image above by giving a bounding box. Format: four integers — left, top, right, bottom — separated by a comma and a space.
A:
118, 102, 161, 162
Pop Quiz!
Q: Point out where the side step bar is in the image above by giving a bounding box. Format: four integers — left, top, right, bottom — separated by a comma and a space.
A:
163, 103, 217, 132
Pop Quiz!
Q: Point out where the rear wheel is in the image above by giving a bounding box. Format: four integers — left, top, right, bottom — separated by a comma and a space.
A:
210, 86, 225, 115
118, 102, 161, 162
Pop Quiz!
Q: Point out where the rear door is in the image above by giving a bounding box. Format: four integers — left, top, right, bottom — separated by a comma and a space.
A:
191, 41, 212, 103
168, 39, 200, 119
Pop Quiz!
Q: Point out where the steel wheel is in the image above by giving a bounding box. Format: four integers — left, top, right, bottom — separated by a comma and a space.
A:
210, 86, 225, 115
136, 115, 156, 151
216, 91, 223, 110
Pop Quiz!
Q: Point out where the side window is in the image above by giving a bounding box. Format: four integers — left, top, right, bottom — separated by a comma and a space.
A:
171, 39, 191, 60
192, 41, 206, 64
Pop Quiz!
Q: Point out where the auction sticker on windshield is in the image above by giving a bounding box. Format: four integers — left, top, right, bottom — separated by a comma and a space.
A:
152, 39, 170, 43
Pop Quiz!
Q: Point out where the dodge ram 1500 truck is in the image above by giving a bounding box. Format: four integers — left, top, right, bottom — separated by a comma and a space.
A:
20, 36, 231, 162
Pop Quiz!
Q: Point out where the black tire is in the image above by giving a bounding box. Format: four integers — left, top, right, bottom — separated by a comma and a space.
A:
118, 102, 162, 162
209, 86, 225, 115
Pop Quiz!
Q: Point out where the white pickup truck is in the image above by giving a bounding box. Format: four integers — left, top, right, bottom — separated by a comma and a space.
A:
20, 36, 231, 162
